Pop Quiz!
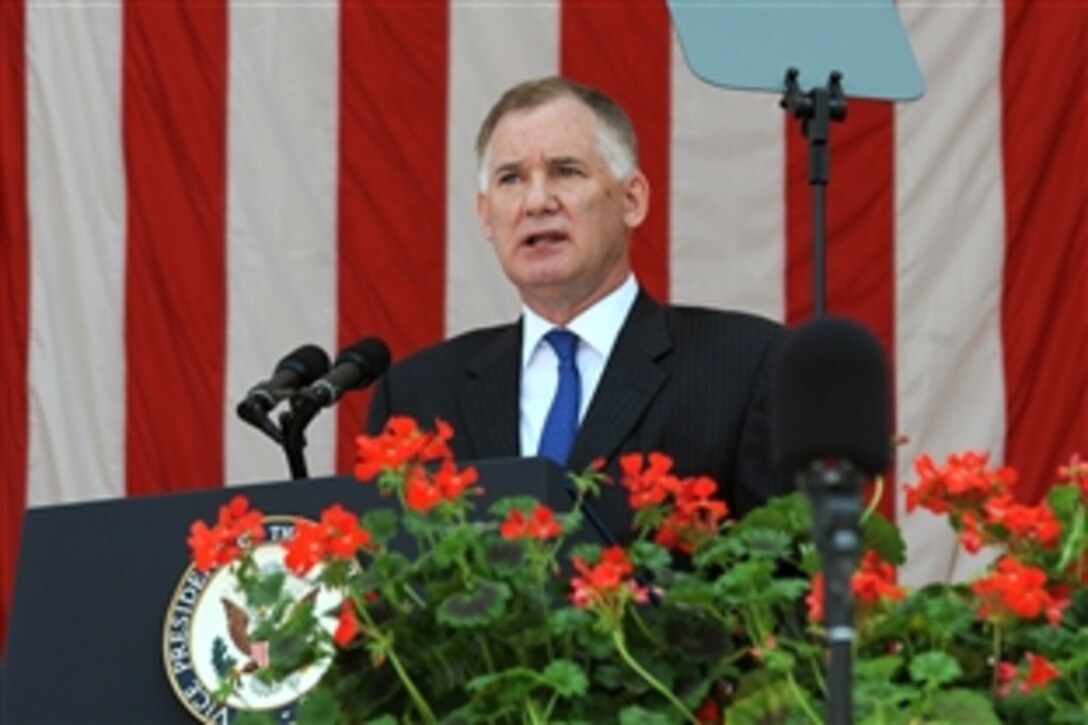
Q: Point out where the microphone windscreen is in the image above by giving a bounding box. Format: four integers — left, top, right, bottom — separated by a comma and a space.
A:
276, 344, 330, 382
336, 337, 392, 382
771, 317, 891, 477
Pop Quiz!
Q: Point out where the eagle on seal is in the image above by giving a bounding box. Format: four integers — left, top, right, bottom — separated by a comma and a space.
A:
221, 587, 320, 673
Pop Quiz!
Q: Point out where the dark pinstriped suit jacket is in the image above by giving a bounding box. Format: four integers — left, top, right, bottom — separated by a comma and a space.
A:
365, 290, 791, 543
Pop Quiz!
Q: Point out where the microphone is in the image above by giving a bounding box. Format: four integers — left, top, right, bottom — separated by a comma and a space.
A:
771, 316, 890, 479
292, 336, 391, 410
770, 316, 891, 725
236, 344, 331, 435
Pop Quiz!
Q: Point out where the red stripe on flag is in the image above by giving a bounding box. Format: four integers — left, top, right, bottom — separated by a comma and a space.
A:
785, 100, 897, 520
560, 0, 672, 301
123, 1, 227, 495
1, 0, 29, 651
335, 2, 449, 471
1001, 4, 1088, 501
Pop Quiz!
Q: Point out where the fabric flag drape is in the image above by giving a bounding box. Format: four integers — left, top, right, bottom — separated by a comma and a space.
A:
2, 1, 1085, 649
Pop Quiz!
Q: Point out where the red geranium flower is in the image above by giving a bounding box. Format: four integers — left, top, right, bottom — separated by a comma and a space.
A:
619, 451, 677, 509
807, 551, 903, 622
851, 551, 905, 606
334, 599, 359, 647
983, 494, 1061, 548
187, 495, 266, 572
354, 416, 454, 481
653, 476, 728, 553
570, 546, 647, 610
1023, 652, 1061, 692
500, 504, 562, 540
972, 556, 1057, 623
1057, 453, 1087, 499
284, 504, 372, 576
904, 450, 1013, 515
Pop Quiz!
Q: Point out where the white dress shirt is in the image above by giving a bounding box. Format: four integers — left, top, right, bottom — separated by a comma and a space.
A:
519, 274, 639, 456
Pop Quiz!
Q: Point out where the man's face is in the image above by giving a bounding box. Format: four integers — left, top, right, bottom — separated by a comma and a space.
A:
476, 96, 649, 322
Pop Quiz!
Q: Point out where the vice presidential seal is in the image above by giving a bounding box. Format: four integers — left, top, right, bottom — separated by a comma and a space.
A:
162, 517, 342, 723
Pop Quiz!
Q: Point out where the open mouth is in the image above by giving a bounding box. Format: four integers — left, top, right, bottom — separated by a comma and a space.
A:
522, 230, 569, 247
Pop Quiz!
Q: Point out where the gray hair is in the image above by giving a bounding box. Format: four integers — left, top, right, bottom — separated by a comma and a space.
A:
475, 76, 639, 191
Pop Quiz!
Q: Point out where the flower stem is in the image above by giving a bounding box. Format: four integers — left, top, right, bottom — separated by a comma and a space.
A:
990, 623, 1003, 694
525, 698, 546, 725
612, 630, 697, 723
359, 608, 437, 724
862, 475, 885, 523
384, 645, 438, 725
784, 672, 823, 725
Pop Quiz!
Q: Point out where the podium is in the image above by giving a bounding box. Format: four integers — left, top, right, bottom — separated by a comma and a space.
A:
4, 458, 571, 723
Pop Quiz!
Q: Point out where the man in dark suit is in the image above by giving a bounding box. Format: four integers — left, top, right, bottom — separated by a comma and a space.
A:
366, 76, 789, 542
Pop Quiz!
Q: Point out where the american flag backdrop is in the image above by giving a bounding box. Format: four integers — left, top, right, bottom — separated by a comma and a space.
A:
1, 2, 1085, 649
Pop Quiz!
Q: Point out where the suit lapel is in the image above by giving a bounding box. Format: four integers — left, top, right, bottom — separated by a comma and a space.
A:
460, 324, 522, 459
568, 292, 671, 470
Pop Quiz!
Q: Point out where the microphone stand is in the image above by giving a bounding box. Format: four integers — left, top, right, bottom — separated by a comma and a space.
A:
780, 67, 847, 318
784, 67, 855, 723
278, 396, 321, 481
802, 460, 862, 725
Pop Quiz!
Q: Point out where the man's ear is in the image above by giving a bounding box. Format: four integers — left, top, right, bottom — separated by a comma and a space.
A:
476, 191, 494, 241
623, 170, 650, 229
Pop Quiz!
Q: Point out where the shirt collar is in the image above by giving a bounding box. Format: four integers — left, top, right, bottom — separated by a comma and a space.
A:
521, 274, 638, 368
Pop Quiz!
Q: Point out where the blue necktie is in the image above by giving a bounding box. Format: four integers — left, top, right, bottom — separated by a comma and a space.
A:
537, 329, 581, 465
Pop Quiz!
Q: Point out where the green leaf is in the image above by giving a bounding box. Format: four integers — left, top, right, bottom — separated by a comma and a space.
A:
431, 524, 477, 567
248, 569, 287, 608
567, 541, 602, 564
232, 710, 277, 725
297, 686, 341, 724
727, 677, 816, 725
656, 605, 733, 663
854, 678, 919, 722
483, 538, 525, 576
360, 551, 410, 593
735, 493, 811, 539
402, 508, 445, 537
211, 636, 236, 679
741, 526, 796, 560
364, 716, 399, 725
1047, 483, 1081, 521
362, 508, 399, 546
861, 512, 907, 566
909, 650, 962, 687
927, 688, 1001, 724
618, 705, 674, 725
855, 654, 904, 682
628, 541, 672, 576
436, 580, 511, 628
712, 559, 777, 601
465, 666, 538, 693
760, 577, 810, 604
487, 495, 541, 518
549, 606, 592, 636
541, 659, 588, 698
691, 537, 740, 570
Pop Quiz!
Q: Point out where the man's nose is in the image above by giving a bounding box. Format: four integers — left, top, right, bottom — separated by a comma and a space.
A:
524, 174, 557, 214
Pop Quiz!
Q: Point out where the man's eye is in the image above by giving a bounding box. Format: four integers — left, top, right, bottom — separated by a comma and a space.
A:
496, 172, 519, 185
557, 165, 580, 177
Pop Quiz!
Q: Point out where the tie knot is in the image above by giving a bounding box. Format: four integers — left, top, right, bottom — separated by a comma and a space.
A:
544, 329, 578, 363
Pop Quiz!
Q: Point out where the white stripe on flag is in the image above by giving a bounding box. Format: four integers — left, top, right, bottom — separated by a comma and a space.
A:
895, 3, 1007, 584
26, 4, 126, 506
445, 4, 560, 336
225, 5, 340, 485
668, 30, 786, 321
